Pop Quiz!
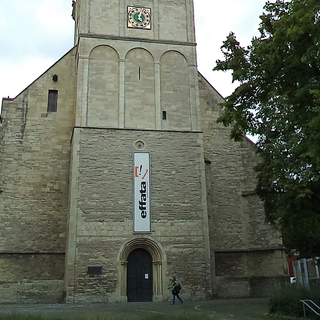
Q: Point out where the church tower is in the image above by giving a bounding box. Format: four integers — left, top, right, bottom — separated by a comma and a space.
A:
65, 0, 211, 302
72, 0, 200, 131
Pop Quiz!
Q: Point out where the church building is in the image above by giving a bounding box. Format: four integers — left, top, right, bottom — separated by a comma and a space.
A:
0, 0, 286, 303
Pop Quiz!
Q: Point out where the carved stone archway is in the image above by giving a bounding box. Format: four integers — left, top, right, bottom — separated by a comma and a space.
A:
117, 236, 167, 302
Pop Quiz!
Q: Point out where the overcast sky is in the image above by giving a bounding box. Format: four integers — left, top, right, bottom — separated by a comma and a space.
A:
0, 0, 267, 106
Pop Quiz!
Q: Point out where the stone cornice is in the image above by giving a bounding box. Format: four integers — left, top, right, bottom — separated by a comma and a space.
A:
78, 33, 197, 47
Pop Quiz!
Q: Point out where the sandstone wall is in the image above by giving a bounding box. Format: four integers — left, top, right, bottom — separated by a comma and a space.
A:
0, 48, 76, 302
65, 128, 211, 302
74, 36, 199, 131
75, 0, 195, 43
198, 73, 286, 297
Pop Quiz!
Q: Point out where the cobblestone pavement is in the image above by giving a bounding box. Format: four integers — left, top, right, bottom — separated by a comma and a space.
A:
0, 298, 283, 320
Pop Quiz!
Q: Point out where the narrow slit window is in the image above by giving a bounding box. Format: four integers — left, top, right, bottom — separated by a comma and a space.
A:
138, 67, 141, 80
162, 111, 167, 120
47, 90, 58, 112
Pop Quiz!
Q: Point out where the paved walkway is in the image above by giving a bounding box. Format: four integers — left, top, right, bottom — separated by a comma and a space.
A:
0, 298, 283, 320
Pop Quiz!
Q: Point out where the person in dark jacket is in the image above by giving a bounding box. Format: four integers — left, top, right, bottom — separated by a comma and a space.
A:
168, 276, 183, 304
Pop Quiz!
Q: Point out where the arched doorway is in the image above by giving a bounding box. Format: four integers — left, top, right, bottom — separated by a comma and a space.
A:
117, 236, 167, 302
127, 248, 153, 302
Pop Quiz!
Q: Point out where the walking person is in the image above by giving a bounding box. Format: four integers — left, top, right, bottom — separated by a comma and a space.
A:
168, 276, 183, 304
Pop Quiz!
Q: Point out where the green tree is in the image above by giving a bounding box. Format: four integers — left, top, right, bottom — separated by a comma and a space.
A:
214, 0, 320, 257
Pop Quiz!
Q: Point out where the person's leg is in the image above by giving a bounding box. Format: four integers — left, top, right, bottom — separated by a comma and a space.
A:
172, 294, 175, 304
177, 293, 183, 303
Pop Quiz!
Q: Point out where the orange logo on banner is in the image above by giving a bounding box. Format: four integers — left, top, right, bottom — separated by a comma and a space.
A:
135, 166, 148, 179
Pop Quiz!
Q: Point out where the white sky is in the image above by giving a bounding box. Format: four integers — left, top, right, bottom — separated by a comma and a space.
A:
0, 0, 267, 106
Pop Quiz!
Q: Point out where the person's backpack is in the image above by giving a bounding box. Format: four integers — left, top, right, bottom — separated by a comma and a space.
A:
177, 282, 181, 290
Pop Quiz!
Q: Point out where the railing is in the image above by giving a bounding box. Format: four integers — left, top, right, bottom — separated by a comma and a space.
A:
300, 300, 320, 318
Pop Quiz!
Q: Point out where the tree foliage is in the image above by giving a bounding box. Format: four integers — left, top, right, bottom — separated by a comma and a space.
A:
214, 0, 320, 257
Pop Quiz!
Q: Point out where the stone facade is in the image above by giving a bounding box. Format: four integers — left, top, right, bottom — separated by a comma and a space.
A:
198, 75, 286, 297
0, 49, 76, 303
65, 128, 210, 303
0, 0, 286, 303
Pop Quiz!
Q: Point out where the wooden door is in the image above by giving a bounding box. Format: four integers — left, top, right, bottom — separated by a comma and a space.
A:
127, 248, 153, 302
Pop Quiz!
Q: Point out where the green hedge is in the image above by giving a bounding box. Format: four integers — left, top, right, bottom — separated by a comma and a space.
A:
268, 282, 320, 319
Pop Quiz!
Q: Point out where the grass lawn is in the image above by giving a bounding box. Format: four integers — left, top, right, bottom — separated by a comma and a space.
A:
0, 299, 286, 320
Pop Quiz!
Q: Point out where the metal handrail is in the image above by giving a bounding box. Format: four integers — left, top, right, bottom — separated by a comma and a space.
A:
300, 300, 320, 318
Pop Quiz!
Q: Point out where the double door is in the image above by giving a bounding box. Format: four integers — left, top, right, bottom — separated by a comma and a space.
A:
127, 248, 153, 302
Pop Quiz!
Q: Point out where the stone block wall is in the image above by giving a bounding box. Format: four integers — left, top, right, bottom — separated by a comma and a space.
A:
198, 73, 286, 297
88, 45, 120, 127
125, 48, 156, 129
65, 127, 211, 302
75, 36, 199, 131
0, 254, 65, 303
75, 0, 195, 43
0, 48, 76, 301
215, 249, 286, 297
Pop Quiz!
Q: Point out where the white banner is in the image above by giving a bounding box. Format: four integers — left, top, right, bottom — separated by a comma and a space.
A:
133, 152, 151, 232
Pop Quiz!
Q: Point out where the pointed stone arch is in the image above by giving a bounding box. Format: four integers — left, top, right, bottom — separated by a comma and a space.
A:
117, 236, 167, 302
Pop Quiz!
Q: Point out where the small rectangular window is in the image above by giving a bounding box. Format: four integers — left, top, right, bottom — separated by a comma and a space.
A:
47, 90, 58, 112
87, 266, 102, 276
162, 111, 167, 120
